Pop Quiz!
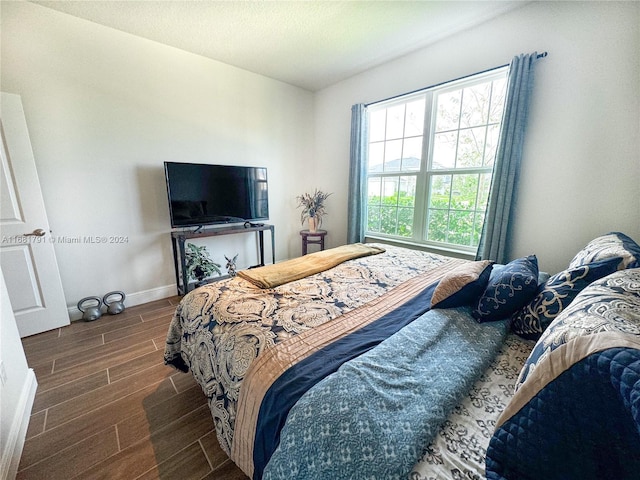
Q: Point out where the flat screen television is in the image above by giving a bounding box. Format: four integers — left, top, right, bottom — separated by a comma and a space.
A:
164, 162, 269, 228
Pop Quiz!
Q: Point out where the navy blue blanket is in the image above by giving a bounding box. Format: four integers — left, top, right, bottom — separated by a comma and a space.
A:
487, 348, 640, 479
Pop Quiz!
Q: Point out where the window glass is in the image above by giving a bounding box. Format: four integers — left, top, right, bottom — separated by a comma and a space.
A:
365, 69, 508, 252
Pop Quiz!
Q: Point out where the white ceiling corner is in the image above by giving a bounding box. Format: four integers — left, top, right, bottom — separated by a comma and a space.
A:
30, 0, 527, 91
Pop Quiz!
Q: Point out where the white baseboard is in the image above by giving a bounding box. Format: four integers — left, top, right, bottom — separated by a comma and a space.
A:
68, 284, 177, 321
124, 284, 178, 307
0, 369, 37, 480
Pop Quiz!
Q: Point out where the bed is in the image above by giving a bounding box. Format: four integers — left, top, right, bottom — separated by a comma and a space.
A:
164, 232, 640, 479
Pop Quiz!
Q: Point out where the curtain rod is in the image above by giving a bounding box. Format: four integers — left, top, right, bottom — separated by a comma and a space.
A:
366, 51, 548, 107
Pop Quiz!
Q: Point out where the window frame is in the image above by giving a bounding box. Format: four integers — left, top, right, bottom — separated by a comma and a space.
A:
364, 67, 508, 255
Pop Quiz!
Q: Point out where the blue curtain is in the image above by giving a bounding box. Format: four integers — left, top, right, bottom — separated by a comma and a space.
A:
476, 52, 540, 263
347, 104, 368, 244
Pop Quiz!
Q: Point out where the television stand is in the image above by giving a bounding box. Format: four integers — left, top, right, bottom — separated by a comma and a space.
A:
171, 223, 275, 295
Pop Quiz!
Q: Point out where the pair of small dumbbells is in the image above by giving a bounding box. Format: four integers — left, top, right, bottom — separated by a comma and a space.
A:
77, 291, 126, 322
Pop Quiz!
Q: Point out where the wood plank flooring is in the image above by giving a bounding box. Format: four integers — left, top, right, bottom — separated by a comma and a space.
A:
18, 297, 249, 480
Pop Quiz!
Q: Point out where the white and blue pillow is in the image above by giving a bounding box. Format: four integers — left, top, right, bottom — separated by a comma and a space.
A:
515, 267, 640, 388
569, 232, 640, 270
472, 255, 539, 323
510, 256, 621, 339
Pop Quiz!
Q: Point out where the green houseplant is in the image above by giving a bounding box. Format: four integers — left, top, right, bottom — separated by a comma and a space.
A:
185, 243, 222, 284
296, 189, 332, 232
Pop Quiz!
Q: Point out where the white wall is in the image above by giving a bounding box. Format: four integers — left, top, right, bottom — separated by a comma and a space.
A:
1, 2, 315, 312
314, 1, 640, 274
0, 269, 37, 479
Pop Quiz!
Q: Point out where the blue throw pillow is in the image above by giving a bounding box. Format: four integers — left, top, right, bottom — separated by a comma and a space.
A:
472, 255, 539, 322
431, 260, 493, 308
510, 256, 621, 340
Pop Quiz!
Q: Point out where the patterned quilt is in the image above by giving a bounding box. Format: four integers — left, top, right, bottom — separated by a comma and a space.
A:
164, 244, 465, 473
262, 306, 509, 480
410, 334, 534, 480
486, 268, 640, 480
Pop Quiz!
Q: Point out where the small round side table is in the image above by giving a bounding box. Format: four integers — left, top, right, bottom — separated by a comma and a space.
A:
300, 229, 327, 255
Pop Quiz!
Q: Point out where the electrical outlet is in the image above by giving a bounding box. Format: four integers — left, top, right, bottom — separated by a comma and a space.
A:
0, 361, 7, 386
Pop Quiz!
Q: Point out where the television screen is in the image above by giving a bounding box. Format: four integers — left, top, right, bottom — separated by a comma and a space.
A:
164, 162, 269, 228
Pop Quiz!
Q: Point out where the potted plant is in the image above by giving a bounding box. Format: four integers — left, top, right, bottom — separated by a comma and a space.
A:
296, 189, 332, 232
185, 243, 222, 285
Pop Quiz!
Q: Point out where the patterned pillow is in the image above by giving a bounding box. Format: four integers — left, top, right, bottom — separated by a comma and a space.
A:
510, 257, 621, 339
431, 260, 493, 308
569, 232, 640, 270
472, 255, 539, 322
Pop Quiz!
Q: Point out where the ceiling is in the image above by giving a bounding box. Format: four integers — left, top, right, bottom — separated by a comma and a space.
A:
32, 1, 526, 92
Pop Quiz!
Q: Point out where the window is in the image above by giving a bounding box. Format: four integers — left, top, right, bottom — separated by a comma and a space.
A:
366, 69, 508, 253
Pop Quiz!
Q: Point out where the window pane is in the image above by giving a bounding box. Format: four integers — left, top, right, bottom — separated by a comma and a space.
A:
365, 175, 417, 237
384, 139, 403, 171
432, 131, 457, 169
460, 82, 491, 128
382, 177, 399, 205
435, 90, 461, 132
368, 142, 384, 172
369, 109, 386, 142
405, 99, 426, 137
456, 127, 486, 168
386, 104, 405, 140
448, 210, 473, 245
472, 211, 485, 246
426, 209, 448, 242
401, 136, 422, 170
429, 175, 451, 208
451, 174, 478, 210
398, 175, 416, 207
489, 78, 507, 123
484, 124, 500, 166
367, 205, 381, 232
380, 206, 398, 234
397, 207, 413, 237
367, 177, 382, 205
477, 173, 492, 209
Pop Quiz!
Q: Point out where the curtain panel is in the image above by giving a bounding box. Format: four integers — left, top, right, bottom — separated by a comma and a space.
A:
347, 103, 368, 244
476, 52, 540, 264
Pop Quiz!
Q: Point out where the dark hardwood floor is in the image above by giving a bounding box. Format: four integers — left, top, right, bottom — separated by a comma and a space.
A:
18, 297, 249, 480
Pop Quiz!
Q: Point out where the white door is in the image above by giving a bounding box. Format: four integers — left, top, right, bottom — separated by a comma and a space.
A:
0, 92, 69, 337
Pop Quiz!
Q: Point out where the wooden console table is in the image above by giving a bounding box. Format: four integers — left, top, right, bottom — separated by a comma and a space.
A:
171, 224, 275, 295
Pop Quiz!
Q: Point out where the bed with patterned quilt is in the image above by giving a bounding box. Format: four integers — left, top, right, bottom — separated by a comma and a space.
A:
164, 232, 640, 479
